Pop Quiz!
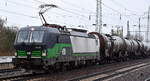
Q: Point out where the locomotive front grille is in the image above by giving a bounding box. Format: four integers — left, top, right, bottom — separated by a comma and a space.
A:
32, 51, 41, 57
17, 50, 26, 56
17, 50, 41, 57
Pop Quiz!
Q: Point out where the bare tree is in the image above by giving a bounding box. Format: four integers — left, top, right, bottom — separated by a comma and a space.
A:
0, 18, 17, 56
0, 18, 5, 30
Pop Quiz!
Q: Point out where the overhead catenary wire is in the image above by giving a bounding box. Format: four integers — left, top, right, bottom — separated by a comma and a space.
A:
2, 0, 145, 30
32, 0, 132, 22
102, 2, 140, 23
31, 0, 90, 20
0, 5, 90, 26
101, 1, 146, 18
102, 3, 121, 14
102, 13, 142, 17
48, 14, 91, 23
48, 19, 77, 26
33, 0, 46, 4
48, 17, 93, 28
4, 0, 37, 9
110, 0, 138, 14
103, 2, 138, 16
107, 0, 148, 18
48, 0, 97, 17
5, 0, 92, 22
143, 0, 150, 6
0, 8, 38, 18
60, 0, 95, 13
58, 8, 89, 19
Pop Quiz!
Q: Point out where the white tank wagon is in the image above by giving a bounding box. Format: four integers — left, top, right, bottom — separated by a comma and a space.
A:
111, 36, 126, 53
124, 39, 132, 52
109, 36, 128, 61
124, 39, 132, 57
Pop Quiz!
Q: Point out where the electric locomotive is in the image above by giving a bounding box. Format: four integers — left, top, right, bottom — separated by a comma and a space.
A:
13, 24, 99, 70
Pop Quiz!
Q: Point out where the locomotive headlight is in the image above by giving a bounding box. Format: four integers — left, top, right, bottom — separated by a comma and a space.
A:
42, 50, 47, 56
14, 52, 17, 56
27, 52, 31, 55
31, 28, 35, 31
42, 53, 46, 56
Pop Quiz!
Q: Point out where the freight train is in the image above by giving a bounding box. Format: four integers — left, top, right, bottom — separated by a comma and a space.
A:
12, 24, 150, 71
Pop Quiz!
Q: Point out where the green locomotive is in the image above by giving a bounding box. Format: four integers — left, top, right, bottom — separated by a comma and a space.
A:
13, 24, 99, 70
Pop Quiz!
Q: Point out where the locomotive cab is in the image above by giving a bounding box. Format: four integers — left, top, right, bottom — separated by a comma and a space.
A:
13, 26, 60, 69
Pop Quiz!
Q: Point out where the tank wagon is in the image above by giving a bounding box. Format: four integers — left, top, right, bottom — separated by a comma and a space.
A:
12, 24, 150, 70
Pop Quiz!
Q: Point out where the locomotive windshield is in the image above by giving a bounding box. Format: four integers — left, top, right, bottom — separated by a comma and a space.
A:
16, 30, 44, 43
30, 31, 44, 43
17, 31, 29, 43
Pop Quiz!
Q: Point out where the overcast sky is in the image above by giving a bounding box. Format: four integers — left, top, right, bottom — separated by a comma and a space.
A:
0, 0, 150, 39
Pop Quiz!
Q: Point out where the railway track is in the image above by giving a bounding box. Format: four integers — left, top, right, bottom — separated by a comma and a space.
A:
67, 60, 150, 81
0, 58, 150, 81
0, 68, 20, 74
0, 62, 48, 81
0, 62, 14, 69
0, 62, 49, 81
0, 72, 41, 81
0, 68, 47, 81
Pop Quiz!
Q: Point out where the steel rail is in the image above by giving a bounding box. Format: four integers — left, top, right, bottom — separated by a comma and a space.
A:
67, 61, 150, 81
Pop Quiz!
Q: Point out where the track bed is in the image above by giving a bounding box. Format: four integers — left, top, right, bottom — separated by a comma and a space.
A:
1, 58, 150, 81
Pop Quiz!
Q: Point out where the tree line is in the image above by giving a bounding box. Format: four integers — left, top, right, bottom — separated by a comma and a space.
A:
0, 18, 17, 56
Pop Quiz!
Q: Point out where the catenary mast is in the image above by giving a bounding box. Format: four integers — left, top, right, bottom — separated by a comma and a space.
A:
95, 0, 102, 33
146, 6, 150, 42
